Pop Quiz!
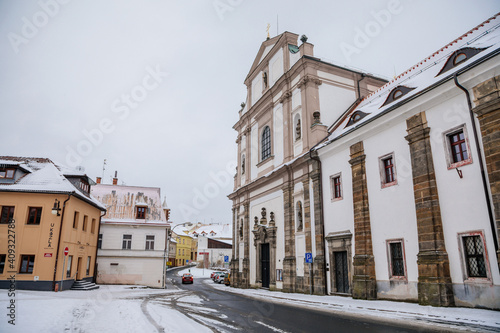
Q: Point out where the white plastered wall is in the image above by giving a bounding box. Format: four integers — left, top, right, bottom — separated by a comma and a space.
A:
273, 104, 284, 166
269, 48, 284, 87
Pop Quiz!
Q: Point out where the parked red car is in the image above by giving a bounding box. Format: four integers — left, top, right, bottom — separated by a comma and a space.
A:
182, 273, 193, 284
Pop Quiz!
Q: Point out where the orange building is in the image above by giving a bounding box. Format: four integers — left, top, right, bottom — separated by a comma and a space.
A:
0, 157, 105, 291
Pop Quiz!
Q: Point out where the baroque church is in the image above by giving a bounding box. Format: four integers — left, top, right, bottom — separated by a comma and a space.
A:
229, 14, 500, 310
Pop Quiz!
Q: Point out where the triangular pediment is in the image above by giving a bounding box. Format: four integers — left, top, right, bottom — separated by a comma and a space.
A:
245, 32, 299, 84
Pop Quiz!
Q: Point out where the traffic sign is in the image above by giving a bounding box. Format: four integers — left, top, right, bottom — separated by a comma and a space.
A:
64, 247, 69, 256
305, 252, 313, 263
224, 256, 229, 263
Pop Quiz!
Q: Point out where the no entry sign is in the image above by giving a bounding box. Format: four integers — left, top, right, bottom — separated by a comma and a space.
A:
64, 247, 69, 256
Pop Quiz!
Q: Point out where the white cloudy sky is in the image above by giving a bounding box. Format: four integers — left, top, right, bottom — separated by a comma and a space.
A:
0, 0, 499, 224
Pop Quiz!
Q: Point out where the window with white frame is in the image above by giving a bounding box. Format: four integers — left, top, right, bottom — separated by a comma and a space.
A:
443, 125, 472, 169
379, 153, 397, 187
122, 234, 132, 250
330, 173, 342, 201
145, 235, 155, 250
387, 239, 406, 279
460, 232, 489, 279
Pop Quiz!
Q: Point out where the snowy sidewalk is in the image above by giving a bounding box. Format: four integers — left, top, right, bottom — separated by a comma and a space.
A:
207, 279, 500, 332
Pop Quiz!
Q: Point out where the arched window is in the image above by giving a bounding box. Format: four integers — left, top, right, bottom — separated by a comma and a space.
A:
261, 126, 271, 161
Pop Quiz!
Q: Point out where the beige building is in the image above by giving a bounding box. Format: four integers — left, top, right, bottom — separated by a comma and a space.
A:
0, 157, 105, 291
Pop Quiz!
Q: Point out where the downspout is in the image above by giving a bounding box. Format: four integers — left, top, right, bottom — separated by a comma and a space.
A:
454, 74, 499, 252
93, 209, 107, 284
52, 192, 74, 291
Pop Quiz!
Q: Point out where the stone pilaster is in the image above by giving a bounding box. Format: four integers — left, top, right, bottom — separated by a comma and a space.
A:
282, 183, 296, 292
231, 207, 236, 258
231, 207, 237, 287
241, 203, 250, 288
310, 155, 326, 295
472, 75, 500, 266
405, 112, 454, 307
349, 141, 377, 300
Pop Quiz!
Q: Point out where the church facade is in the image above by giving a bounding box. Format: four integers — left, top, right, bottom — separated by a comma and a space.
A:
230, 14, 500, 310
228, 32, 386, 294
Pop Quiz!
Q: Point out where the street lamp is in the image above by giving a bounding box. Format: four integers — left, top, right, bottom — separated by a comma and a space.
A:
51, 199, 61, 216
163, 222, 193, 288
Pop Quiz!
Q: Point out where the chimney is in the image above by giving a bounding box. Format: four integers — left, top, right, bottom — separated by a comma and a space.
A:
96, 177, 101, 184
112, 171, 118, 185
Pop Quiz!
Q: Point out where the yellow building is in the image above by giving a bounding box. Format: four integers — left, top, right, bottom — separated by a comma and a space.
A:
174, 232, 194, 266
0, 157, 105, 291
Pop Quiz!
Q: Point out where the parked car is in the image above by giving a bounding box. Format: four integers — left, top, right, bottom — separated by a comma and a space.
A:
182, 273, 193, 284
213, 273, 224, 283
211, 271, 224, 280
224, 273, 230, 286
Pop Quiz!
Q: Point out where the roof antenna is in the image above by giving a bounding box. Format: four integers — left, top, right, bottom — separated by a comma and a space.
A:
102, 159, 107, 179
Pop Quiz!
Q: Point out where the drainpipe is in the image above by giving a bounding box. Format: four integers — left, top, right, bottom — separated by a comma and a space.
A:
454, 73, 498, 252
93, 209, 107, 285
52, 192, 74, 291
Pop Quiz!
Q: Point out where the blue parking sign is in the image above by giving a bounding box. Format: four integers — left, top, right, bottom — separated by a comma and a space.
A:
305, 253, 313, 263
224, 256, 229, 263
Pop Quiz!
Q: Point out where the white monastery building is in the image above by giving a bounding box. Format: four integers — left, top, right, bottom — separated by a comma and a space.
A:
229, 15, 500, 310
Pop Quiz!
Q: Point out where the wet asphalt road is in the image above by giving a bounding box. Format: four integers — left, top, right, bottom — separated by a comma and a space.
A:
168, 270, 437, 333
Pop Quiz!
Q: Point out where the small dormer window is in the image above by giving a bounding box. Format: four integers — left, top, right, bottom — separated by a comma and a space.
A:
79, 179, 90, 194
345, 110, 369, 128
393, 89, 403, 100
381, 86, 416, 107
453, 53, 467, 66
436, 47, 487, 76
0, 169, 15, 179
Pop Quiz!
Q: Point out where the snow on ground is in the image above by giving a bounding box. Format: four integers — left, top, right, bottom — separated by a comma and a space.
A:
0, 284, 204, 333
208, 280, 500, 332
2, 268, 498, 332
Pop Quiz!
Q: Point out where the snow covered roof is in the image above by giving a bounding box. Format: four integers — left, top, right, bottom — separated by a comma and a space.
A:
323, 14, 500, 145
0, 156, 105, 210
91, 184, 168, 224
189, 223, 232, 239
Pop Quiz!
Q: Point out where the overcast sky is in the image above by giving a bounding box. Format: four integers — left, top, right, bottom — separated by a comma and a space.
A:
1, 0, 499, 224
